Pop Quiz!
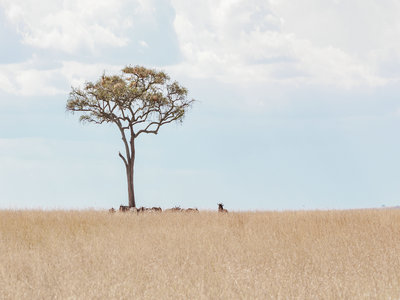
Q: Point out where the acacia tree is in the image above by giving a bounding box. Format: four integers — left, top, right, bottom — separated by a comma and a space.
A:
66, 66, 194, 208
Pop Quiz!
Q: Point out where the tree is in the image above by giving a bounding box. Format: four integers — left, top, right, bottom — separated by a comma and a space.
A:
66, 66, 194, 208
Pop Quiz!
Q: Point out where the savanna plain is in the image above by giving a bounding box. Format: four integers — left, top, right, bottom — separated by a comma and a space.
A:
1, 209, 400, 299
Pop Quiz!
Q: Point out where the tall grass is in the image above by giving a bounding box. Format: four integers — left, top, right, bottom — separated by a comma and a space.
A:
1, 209, 399, 299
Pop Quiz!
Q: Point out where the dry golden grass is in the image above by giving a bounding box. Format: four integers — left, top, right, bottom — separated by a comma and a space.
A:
1, 209, 400, 299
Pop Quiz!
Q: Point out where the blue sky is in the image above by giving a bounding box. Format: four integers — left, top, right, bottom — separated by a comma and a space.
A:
1, 0, 400, 210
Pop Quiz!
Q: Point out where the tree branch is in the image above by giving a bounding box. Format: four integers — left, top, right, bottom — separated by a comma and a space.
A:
119, 152, 128, 167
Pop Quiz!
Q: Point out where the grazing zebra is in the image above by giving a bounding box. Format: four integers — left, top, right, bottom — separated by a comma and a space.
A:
119, 205, 130, 212
165, 206, 182, 212
185, 208, 199, 213
218, 203, 228, 213
137, 207, 147, 213
136, 207, 162, 213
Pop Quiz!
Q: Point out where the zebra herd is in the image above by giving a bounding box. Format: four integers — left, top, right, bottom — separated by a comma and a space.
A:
108, 203, 228, 214
112, 206, 164, 213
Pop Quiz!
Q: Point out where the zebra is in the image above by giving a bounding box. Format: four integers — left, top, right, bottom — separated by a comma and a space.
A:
165, 206, 182, 212
119, 205, 130, 212
185, 208, 199, 213
218, 203, 228, 213
137, 207, 162, 213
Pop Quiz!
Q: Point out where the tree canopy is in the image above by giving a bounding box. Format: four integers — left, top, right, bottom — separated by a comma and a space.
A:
67, 66, 193, 136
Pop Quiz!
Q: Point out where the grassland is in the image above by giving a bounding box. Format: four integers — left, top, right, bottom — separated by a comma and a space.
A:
0, 209, 400, 299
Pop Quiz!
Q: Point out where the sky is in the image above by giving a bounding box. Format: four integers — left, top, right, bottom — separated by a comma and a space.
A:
0, 0, 400, 211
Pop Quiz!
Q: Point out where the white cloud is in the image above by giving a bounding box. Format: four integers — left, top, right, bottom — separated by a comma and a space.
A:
0, 0, 151, 54
0, 58, 63, 96
1, 0, 399, 98
0, 72, 15, 94
169, 0, 400, 88
0, 57, 122, 96
139, 40, 149, 48
0, 0, 159, 96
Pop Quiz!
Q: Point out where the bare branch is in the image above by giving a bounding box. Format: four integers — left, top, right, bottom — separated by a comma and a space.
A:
119, 152, 128, 167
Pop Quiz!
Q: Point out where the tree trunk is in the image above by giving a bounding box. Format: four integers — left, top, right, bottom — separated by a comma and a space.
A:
127, 163, 135, 208
127, 140, 136, 208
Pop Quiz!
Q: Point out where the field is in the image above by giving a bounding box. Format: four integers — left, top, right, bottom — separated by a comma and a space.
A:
1, 209, 400, 299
